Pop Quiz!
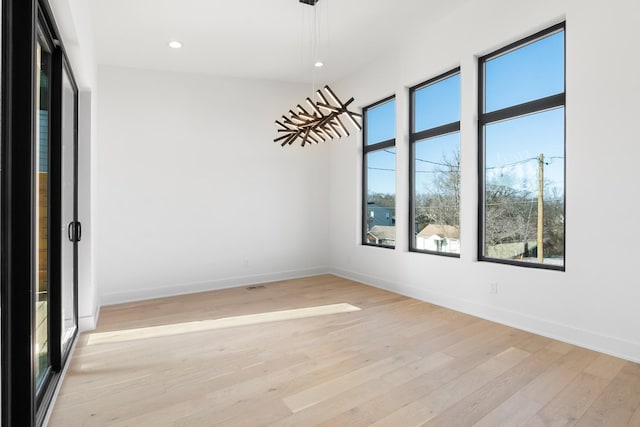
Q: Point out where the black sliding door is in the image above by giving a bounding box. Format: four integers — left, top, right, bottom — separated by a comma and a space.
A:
35, 24, 53, 399
59, 60, 78, 361
1, 0, 80, 425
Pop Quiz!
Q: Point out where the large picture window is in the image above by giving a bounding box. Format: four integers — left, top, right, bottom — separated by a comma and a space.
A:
410, 69, 461, 256
363, 96, 396, 248
479, 23, 565, 270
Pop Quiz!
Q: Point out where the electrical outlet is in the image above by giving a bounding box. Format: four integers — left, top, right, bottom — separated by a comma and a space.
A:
489, 282, 498, 294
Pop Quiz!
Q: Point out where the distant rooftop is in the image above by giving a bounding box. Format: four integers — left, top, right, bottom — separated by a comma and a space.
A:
417, 224, 460, 239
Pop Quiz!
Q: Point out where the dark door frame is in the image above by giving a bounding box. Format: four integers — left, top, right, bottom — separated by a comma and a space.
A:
1, 0, 38, 423
1, 0, 80, 424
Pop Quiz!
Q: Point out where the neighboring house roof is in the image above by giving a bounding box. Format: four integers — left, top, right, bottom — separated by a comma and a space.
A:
417, 224, 460, 239
367, 225, 396, 242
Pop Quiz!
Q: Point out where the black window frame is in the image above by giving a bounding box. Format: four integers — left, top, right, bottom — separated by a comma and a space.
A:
362, 95, 396, 249
409, 67, 461, 257
478, 22, 566, 271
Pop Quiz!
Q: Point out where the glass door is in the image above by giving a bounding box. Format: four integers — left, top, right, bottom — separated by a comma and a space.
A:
2, 2, 80, 423
60, 62, 78, 356
35, 36, 52, 394
34, 19, 80, 410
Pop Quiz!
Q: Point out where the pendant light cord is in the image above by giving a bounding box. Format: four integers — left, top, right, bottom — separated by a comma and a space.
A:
311, 4, 318, 99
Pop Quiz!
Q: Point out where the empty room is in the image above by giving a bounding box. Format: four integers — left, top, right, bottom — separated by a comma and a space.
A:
2, 0, 640, 425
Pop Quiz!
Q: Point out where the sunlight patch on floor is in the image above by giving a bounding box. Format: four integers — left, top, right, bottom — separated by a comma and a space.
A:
87, 303, 361, 345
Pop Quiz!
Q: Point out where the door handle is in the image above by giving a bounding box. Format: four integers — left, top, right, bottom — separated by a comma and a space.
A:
68, 221, 82, 242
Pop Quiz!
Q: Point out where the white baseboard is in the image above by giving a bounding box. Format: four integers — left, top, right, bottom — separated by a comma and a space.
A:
78, 300, 100, 332
330, 267, 640, 364
100, 266, 331, 306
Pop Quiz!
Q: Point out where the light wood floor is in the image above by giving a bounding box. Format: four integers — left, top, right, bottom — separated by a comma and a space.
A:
49, 275, 640, 426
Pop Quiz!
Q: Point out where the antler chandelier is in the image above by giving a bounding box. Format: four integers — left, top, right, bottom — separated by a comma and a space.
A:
274, 85, 362, 147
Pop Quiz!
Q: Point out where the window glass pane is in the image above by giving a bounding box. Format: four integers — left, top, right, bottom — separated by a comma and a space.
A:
414, 73, 460, 132
61, 68, 77, 354
484, 107, 564, 266
485, 30, 564, 112
35, 40, 51, 390
365, 148, 396, 247
365, 99, 395, 145
414, 133, 460, 253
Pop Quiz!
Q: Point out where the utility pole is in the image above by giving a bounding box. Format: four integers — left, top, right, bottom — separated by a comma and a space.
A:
537, 153, 544, 263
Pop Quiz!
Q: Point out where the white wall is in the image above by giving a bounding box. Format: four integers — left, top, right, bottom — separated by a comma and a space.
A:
52, 0, 640, 362
329, 0, 640, 362
96, 66, 330, 304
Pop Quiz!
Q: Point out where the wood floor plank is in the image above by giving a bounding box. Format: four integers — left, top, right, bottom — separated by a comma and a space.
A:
320, 332, 535, 427
472, 347, 599, 427
269, 377, 394, 427
628, 405, 640, 427
424, 347, 565, 427
283, 345, 463, 427
369, 346, 532, 427
319, 355, 468, 426
48, 275, 640, 426
574, 362, 640, 427
523, 372, 611, 426
282, 351, 419, 413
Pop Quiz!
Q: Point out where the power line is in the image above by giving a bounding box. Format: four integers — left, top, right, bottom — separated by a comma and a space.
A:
376, 149, 563, 171
486, 155, 565, 170
486, 157, 537, 170
369, 155, 565, 175
380, 148, 458, 169
415, 158, 454, 167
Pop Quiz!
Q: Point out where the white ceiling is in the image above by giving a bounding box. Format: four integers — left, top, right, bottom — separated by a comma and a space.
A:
88, 0, 465, 84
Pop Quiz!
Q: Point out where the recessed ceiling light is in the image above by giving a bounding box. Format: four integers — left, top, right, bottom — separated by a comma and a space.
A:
168, 41, 183, 49
314, 61, 324, 68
